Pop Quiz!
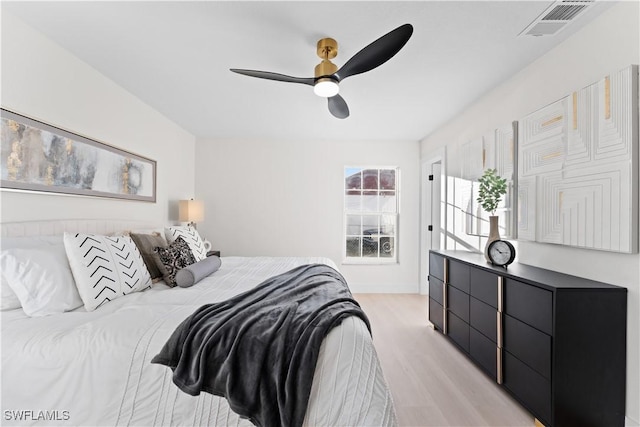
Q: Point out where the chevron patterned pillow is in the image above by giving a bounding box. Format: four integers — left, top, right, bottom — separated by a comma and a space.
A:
64, 233, 153, 311
164, 226, 207, 261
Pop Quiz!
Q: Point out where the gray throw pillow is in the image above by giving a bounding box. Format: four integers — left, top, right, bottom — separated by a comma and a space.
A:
175, 256, 221, 288
130, 232, 168, 281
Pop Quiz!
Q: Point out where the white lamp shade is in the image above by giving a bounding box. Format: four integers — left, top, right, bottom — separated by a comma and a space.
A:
179, 199, 204, 223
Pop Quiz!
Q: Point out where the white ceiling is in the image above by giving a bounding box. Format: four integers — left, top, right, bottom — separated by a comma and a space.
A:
2, 1, 613, 142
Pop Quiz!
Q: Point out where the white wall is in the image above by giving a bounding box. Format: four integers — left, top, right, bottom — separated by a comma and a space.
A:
420, 3, 640, 425
0, 11, 196, 224
195, 138, 421, 293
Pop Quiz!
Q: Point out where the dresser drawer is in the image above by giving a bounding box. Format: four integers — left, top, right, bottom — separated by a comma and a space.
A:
448, 285, 469, 322
504, 315, 551, 379
448, 312, 469, 352
429, 276, 444, 305
429, 298, 444, 331
503, 351, 551, 425
470, 327, 497, 379
505, 278, 552, 335
470, 297, 497, 343
470, 269, 499, 308
448, 260, 470, 293
429, 252, 445, 281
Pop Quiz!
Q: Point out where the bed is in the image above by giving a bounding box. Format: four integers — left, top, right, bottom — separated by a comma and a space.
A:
0, 220, 396, 426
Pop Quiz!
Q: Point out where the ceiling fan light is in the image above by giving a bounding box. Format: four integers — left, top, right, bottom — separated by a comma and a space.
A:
314, 78, 339, 97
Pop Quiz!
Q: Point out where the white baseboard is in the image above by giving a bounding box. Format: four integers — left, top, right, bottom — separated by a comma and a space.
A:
348, 282, 418, 294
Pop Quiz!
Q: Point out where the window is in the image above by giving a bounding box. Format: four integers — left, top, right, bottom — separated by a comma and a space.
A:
344, 167, 398, 263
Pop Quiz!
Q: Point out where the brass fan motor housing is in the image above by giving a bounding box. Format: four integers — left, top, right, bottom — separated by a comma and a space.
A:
315, 37, 339, 79
316, 38, 338, 59
315, 60, 338, 79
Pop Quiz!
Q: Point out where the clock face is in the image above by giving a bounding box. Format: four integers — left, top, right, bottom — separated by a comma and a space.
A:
488, 240, 515, 266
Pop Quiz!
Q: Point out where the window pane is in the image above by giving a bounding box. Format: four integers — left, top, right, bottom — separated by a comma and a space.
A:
345, 168, 362, 190
380, 237, 394, 257
346, 237, 361, 257
362, 169, 378, 190
345, 191, 361, 210
362, 215, 379, 232
346, 215, 362, 235
380, 215, 395, 231
362, 217, 380, 257
361, 193, 378, 212
380, 169, 395, 190
379, 191, 396, 212
363, 242, 378, 257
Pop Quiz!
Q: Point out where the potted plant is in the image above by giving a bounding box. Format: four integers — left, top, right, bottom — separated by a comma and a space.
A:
476, 168, 507, 261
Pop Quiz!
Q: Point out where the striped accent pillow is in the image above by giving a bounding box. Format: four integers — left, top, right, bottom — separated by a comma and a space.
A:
64, 233, 152, 311
164, 226, 207, 261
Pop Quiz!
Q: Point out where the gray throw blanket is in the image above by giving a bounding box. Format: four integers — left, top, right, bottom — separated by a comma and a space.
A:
151, 263, 371, 427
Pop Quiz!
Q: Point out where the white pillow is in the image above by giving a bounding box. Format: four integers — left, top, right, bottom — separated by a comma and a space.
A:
164, 226, 207, 261
64, 233, 152, 311
1, 275, 23, 311
0, 235, 65, 312
0, 247, 83, 316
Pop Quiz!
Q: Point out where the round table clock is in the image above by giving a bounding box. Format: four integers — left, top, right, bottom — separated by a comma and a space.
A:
487, 239, 516, 267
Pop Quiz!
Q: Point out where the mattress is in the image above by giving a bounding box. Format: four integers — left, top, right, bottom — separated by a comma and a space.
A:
1, 256, 397, 426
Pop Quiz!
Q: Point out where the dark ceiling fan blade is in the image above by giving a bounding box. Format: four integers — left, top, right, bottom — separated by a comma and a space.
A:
230, 69, 315, 86
328, 94, 349, 119
335, 24, 413, 81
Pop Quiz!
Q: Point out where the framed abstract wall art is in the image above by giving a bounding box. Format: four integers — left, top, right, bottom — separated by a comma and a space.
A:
1, 108, 156, 202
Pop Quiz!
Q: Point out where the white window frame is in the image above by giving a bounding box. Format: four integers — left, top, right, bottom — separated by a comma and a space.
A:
343, 166, 399, 264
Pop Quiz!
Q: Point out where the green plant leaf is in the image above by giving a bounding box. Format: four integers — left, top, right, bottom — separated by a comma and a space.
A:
477, 169, 507, 216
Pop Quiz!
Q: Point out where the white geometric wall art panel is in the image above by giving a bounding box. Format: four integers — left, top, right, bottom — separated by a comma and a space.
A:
520, 97, 568, 177
460, 137, 484, 180
496, 122, 515, 180
483, 129, 496, 172
537, 163, 630, 251
458, 122, 517, 239
595, 67, 635, 162
566, 85, 596, 167
517, 65, 638, 253
517, 176, 536, 241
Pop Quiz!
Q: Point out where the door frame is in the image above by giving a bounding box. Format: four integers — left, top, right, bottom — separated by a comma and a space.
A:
420, 147, 446, 295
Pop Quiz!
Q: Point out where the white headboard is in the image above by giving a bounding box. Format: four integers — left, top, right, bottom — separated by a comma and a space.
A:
0, 219, 164, 238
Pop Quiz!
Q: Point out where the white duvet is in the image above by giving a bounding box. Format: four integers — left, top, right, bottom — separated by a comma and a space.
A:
1, 257, 397, 426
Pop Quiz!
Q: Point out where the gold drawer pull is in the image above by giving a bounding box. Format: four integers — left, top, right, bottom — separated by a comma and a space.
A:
497, 347, 503, 384
442, 281, 448, 334
443, 258, 448, 284
497, 276, 504, 313
497, 311, 503, 348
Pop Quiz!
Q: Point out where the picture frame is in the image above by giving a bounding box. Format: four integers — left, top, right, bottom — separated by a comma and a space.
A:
1, 108, 156, 202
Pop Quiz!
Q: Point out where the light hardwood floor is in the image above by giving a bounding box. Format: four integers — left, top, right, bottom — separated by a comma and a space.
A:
354, 293, 535, 427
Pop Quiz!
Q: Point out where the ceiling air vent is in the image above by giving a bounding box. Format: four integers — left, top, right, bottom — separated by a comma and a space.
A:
519, 1, 595, 37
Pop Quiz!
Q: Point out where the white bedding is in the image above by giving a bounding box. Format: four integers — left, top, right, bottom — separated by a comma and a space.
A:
1, 256, 397, 426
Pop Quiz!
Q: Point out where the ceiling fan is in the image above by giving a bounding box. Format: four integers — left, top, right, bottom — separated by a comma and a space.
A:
230, 24, 413, 119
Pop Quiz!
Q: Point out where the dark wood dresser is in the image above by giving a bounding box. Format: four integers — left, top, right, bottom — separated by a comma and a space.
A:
428, 250, 627, 427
